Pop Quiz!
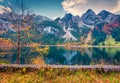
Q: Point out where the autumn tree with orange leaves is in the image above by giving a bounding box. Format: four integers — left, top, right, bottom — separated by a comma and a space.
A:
1, 0, 33, 64
1, 0, 49, 64
0, 38, 13, 51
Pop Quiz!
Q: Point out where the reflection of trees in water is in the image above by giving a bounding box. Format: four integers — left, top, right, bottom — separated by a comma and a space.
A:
105, 48, 120, 58
80, 48, 92, 57
45, 47, 92, 65
1, 46, 120, 65
71, 52, 91, 65
21, 47, 120, 65
65, 47, 93, 57
0, 46, 49, 64
45, 47, 66, 65
114, 52, 120, 65
92, 48, 112, 65
91, 48, 120, 65
0, 52, 12, 64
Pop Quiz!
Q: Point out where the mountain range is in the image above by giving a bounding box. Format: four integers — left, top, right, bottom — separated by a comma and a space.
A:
0, 9, 120, 45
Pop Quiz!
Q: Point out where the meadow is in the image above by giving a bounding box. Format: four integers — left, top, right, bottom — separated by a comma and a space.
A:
0, 66, 120, 83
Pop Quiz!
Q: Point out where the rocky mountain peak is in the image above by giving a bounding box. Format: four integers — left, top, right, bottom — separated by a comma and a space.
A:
85, 9, 96, 15
81, 9, 97, 25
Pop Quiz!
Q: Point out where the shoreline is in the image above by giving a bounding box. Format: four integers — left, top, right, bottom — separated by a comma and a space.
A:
40, 45, 120, 49
40, 45, 120, 48
0, 64, 120, 71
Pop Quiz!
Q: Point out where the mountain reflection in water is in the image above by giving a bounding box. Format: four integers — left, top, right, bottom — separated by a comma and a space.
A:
0, 46, 120, 65
45, 47, 120, 65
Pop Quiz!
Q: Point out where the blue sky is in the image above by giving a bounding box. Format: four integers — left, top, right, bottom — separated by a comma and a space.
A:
0, 0, 120, 19
28, 0, 65, 19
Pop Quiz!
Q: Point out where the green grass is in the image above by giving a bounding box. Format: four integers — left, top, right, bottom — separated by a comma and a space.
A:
0, 60, 10, 65
0, 67, 120, 83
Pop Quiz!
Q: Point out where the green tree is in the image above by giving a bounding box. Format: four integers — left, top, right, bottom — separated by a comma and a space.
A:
92, 26, 106, 45
111, 27, 120, 42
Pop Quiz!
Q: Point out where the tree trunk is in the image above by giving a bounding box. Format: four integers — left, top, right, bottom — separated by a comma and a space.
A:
16, 44, 20, 64
16, 27, 21, 64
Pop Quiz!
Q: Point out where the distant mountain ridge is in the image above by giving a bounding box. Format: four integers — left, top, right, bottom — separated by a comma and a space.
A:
55, 9, 120, 27
0, 9, 120, 45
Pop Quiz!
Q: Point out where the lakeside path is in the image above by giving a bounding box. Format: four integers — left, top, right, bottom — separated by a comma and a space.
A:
0, 64, 120, 71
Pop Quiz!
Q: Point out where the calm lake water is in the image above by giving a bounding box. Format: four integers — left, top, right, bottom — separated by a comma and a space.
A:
0, 46, 120, 65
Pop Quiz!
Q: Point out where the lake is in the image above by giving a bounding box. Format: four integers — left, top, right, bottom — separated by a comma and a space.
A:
0, 46, 120, 65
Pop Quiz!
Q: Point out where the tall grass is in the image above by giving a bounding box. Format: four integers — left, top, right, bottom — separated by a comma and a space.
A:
0, 66, 120, 83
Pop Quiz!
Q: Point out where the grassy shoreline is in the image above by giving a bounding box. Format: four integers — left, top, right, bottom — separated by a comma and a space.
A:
0, 64, 120, 83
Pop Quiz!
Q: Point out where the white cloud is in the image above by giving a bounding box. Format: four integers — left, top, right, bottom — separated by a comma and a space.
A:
0, 5, 11, 14
0, 0, 12, 14
112, 0, 120, 13
0, 0, 3, 2
62, 0, 120, 16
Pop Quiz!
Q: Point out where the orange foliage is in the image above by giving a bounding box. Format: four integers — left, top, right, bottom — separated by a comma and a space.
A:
9, 21, 31, 31
32, 57, 45, 65
22, 26, 30, 31
0, 38, 13, 51
29, 43, 40, 47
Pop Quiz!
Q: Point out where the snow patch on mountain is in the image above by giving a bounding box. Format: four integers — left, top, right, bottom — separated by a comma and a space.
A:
79, 19, 94, 29
44, 26, 58, 34
62, 26, 77, 42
